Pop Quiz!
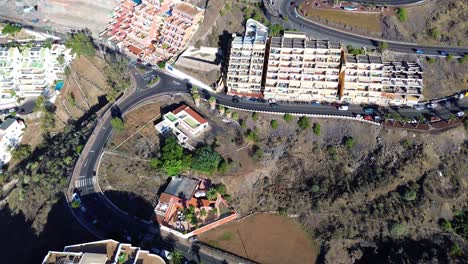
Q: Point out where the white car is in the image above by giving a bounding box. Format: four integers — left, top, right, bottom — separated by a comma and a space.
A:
338, 105, 349, 111
426, 103, 438, 109
456, 111, 465, 117
413, 104, 424, 111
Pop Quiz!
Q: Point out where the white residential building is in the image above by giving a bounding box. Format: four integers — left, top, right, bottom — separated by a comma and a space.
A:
264, 32, 343, 102
155, 104, 208, 146
0, 118, 25, 165
0, 44, 73, 108
226, 19, 269, 97
343, 55, 423, 105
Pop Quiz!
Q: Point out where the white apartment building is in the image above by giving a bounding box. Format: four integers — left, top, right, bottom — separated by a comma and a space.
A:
263, 32, 343, 102
0, 118, 25, 165
0, 44, 73, 108
226, 19, 269, 97
155, 104, 208, 146
343, 55, 423, 105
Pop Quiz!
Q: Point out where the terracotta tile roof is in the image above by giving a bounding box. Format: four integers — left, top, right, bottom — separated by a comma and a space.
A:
128, 45, 142, 55
173, 3, 199, 16
171, 105, 207, 124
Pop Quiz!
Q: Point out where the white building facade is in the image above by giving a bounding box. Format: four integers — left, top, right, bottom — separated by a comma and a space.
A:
0, 118, 25, 165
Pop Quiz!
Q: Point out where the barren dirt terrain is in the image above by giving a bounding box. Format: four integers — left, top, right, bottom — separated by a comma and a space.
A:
200, 213, 318, 264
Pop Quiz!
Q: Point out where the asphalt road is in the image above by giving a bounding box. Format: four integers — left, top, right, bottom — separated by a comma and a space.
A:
341, 0, 425, 5
274, 0, 468, 56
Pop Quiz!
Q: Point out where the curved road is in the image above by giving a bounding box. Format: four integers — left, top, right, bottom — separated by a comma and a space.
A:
273, 0, 468, 56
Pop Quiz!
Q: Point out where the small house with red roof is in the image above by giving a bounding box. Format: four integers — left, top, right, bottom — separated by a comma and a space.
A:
155, 104, 208, 147
155, 176, 237, 238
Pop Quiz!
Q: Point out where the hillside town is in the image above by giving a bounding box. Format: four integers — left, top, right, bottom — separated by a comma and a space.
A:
0, 0, 467, 264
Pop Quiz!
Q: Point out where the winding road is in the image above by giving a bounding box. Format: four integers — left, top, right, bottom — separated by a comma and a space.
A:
269, 0, 468, 56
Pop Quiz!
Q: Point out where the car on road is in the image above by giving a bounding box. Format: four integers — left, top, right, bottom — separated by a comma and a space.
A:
338, 105, 349, 111
456, 111, 465, 117
364, 115, 373, 121
354, 114, 363, 119
413, 104, 425, 111
458, 93, 465, 100
441, 100, 451, 107
363, 107, 375, 114
270, 103, 279, 108
80, 206, 87, 213
415, 49, 425, 54
426, 103, 438, 109
231, 96, 239, 103
248, 97, 257, 102
257, 98, 266, 103
311, 101, 321, 106
188, 235, 198, 243
439, 51, 448, 56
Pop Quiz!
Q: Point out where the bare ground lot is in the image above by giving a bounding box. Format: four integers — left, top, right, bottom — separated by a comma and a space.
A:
298, 6, 383, 34
199, 213, 318, 264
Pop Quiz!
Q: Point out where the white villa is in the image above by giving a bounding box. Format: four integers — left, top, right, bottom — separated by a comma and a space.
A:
0, 44, 74, 109
0, 117, 25, 166
155, 104, 208, 146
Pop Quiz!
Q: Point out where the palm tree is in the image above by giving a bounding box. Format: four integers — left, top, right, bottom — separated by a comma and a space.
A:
209, 96, 216, 110
169, 250, 184, 264
190, 87, 198, 95
192, 93, 200, 107
218, 105, 225, 116
225, 108, 232, 119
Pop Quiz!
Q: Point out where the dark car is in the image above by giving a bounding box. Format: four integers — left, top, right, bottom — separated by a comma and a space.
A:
232, 96, 239, 103
415, 49, 425, 54
257, 98, 266, 103
270, 103, 279, 108
363, 107, 375, 114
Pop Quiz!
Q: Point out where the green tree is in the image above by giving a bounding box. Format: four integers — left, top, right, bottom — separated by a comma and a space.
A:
217, 158, 230, 174
270, 119, 278, 129
191, 146, 222, 174
395, 8, 408, 22
451, 210, 467, 240
429, 28, 440, 39
283, 113, 293, 122
159, 136, 188, 176
239, 119, 246, 129
311, 184, 320, 193
459, 55, 468, 64
110, 117, 125, 132
232, 112, 239, 120
42, 38, 53, 49
157, 61, 166, 69
297, 116, 311, 129
11, 144, 32, 161
313, 123, 321, 136
149, 158, 161, 169
269, 24, 284, 37
56, 54, 65, 65
1, 24, 21, 35
65, 31, 96, 57
447, 54, 454, 61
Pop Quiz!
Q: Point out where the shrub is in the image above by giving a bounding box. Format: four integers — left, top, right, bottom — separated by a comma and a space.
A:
1, 24, 21, 35
459, 55, 468, 64
395, 8, 408, 22
232, 112, 239, 120
313, 123, 321, 136
402, 190, 417, 201
390, 223, 406, 237
191, 146, 222, 174
110, 117, 125, 132
450, 243, 462, 257
343, 136, 356, 149
400, 140, 412, 149
11, 144, 32, 161
447, 54, 454, 61
426, 57, 436, 64
297, 116, 311, 129
378, 41, 389, 52
253, 147, 264, 161
252, 112, 259, 121
239, 119, 246, 129
311, 184, 320, 193
269, 24, 284, 37
157, 61, 166, 69
283, 113, 293, 122
217, 158, 230, 174
270, 119, 278, 129
440, 219, 452, 232
429, 28, 440, 39
246, 130, 258, 142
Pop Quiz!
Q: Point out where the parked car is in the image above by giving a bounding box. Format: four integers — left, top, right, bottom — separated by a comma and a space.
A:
430, 116, 441, 122
374, 115, 382, 122
413, 104, 425, 111
270, 103, 279, 108
363, 107, 375, 114
188, 235, 199, 243
311, 101, 321, 105
248, 97, 257, 102
415, 49, 425, 54
458, 93, 465, 100
257, 98, 266, 103
439, 51, 448, 56
231, 96, 239, 103
364, 115, 373, 121
426, 103, 438, 109
338, 105, 349, 111
456, 111, 465, 117
354, 114, 363, 119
